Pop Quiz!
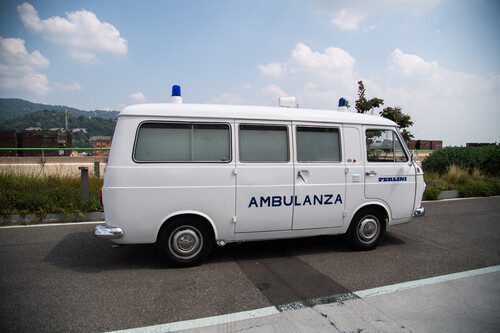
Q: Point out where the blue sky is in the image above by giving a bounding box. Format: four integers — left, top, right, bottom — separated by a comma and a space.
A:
0, 0, 499, 146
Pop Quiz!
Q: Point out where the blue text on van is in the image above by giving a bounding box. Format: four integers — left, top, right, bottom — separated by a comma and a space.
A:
248, 194, 342, 208
378, 177, 407, 182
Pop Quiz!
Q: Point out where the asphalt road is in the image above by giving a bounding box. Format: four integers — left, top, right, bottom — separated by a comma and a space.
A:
1, 197, 499, 332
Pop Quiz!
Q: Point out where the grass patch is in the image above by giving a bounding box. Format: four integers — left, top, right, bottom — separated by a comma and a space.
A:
0, 172, 103, 217
423, 164, 500, 200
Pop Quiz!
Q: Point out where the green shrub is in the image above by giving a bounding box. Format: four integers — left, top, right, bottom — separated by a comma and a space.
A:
424, 187, 441, 200
422, 146, 500, 176
456, 179, 500, 198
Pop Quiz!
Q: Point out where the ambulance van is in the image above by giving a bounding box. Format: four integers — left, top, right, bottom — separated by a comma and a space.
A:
95, 87, 425, 266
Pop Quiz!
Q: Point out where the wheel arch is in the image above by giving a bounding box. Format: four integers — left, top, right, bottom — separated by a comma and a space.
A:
156, 211, 218, 243
350, 202, 390, 228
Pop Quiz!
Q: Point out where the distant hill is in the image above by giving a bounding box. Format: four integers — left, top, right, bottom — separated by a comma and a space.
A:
0, 102, 118, 148
0, 98, 119, 123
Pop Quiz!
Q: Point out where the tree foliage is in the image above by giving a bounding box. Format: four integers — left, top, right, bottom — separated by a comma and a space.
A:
355, 81, 384, 114
354, 80, 414, 143
380, 106, 414, 143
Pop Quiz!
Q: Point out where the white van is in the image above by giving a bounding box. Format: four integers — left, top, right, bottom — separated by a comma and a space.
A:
95, 88, 425, 266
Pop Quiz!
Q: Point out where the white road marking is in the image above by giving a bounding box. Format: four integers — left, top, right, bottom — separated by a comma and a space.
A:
354, 265, 500, 298
105, 265, 500, 332
106, 306, 280, 333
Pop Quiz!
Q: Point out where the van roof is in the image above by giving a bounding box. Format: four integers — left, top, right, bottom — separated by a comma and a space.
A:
119, 103, 396, 127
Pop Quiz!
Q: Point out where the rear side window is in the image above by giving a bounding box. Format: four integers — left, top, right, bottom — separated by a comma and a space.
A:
239, 124, 289, 162
366, 129, 408, 162
134, 122, 230, 162
297, 126, 341, 162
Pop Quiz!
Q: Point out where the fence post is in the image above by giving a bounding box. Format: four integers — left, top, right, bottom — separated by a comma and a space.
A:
79, 167, 89, 202
94, 161, 100, 179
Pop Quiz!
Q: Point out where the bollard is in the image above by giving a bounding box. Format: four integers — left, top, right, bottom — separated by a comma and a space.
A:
79, 167, 89, 202
94, 161, 100, 179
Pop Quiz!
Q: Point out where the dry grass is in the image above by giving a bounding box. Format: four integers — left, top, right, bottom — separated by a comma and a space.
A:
0, 162, 106, 178
445, 165, 469, 184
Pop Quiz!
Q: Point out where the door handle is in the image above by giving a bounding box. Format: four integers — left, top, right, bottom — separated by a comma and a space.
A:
365, 171, 377, 177
298, 170, 306, 182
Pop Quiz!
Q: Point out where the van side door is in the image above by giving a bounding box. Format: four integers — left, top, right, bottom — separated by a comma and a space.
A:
235, 121, 294, 233
364, 127, 416, 220
292, 123, 345, 229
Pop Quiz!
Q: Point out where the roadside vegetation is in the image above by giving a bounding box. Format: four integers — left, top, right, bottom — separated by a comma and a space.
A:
0, 172, 103, 217
422, 146, 500, 200
1, 146, 498, 217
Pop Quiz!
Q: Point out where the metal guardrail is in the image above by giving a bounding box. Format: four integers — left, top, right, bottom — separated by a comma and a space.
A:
0, 147, 110, 162
0, 148, 110, 151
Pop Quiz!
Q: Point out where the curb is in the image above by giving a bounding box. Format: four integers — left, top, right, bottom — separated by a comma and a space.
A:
0, 212, 104, 226
423, 189, 460, 201
437, 190, 460, 200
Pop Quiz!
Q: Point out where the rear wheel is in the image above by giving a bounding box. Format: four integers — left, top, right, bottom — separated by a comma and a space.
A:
348, 208, 386, 250
158, 217, 213, 267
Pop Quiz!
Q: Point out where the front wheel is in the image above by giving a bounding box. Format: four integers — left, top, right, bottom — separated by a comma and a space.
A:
158, 218, 213, 267
347, 208, 386, 250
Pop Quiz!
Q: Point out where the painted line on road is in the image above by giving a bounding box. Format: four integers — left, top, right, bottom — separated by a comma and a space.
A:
354, 265, 500, 298
106, 306, 280, 333
0, 221, 103, 229
105, 265, 500, 333
422, 195, 500, 203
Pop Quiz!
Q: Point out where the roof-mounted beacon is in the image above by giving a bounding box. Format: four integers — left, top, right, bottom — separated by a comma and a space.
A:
171, 85, 182, 104
337, 98, 348, 112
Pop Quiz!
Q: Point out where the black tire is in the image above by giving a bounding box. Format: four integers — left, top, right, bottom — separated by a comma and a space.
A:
157, 217, 213, 267
347, 208, 386, 250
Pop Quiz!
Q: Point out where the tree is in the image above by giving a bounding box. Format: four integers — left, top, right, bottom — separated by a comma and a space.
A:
354, 80, 414, 143
355, 81, 384, 114
380, 106, 414, 143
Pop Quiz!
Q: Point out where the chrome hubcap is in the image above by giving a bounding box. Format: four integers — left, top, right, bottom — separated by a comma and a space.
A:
169, 226, 202, 260
358, 215, 380, 244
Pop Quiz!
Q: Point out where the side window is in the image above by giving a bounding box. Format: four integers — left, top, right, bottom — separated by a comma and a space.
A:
239, 124, 289, 162
134, 122, 230, 162
297, 126, 341, 162
366, 129, 408, 163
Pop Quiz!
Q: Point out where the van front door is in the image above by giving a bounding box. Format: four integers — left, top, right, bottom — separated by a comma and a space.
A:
235, 122, 294, 233
364, 128, 416, 220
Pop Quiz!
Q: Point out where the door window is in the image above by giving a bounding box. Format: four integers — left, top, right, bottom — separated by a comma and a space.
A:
239, 124, 289, 162
296, 126, 340, 162
366, 129, 408, 163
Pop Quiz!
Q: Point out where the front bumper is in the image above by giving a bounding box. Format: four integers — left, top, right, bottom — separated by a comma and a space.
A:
414, 206, 425, 217
94, 224, 124, 239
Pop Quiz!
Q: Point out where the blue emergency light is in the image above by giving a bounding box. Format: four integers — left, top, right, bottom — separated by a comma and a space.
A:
172, 85, 181, 97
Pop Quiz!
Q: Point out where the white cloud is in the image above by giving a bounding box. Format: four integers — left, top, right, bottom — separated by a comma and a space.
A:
68, 50, 102, 65
259, 43, 355, 83
208, 93, 247, 105
308, 0, 441, 30
255, 84, 289, 106
387, 48, 495, 97
60, 82, 82, 91
384, 48, 500, 145
257, 43, 357, 109
17, 2, 127, 64
258, 62, 283, 78
130, 92, 146, 102
0, 37, 50, 95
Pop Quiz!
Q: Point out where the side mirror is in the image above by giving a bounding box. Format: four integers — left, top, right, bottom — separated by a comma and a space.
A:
409, 150, 415, 166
